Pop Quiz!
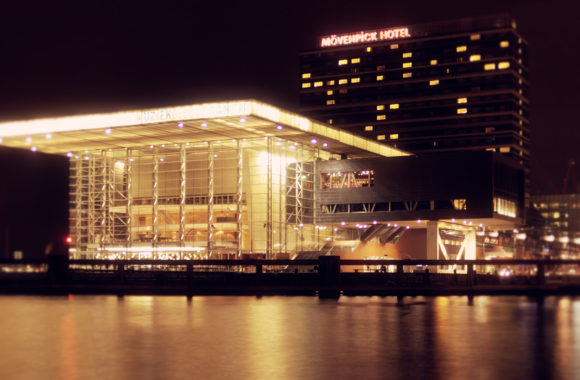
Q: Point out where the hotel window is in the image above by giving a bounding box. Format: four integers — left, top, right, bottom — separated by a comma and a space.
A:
493, 197, 517, 218
376, 105, 385, 111
498, 61, 510, 69
403, 62, 412, 68
453, 199, 467, 210
338, 59, 348, 65
499, 146, 510, 153
389, 104, 399, 110
402, 72, 412, 78
377, 115, 386, 120
484, 63, 496, 71
376, 75, 384, 81
457, 97, 467, 104
302, 73, 311, 79
402, 52, 412, 58
456, 45, 467, 52
302, 82, 311, 88
365, 125, 373, 131
457, 108, 467, 114
328, 119, 333, 124
470, 34, 481, 40
351, 58, 361, 64
377, 135, 386, 140
430, 59, 438, 65
429, 79, 439, 86
327, 90, 334, 95
327, 80, 335, 85
351, 77, 360, 83
338, 79, 348, 85
366, 47, 372, 52
469, 54, 481, 62
314, 81, 323, 87
326, 99, 335, 105
377, 65, 386, 71
390, 44, 399, 49
390, 133, 399, 140
500, 41, 510, 48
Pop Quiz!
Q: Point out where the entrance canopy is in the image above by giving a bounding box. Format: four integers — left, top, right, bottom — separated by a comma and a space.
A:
0, 100, 409, 158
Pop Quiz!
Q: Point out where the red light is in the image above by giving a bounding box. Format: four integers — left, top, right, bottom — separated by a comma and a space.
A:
65, 236, 73, 245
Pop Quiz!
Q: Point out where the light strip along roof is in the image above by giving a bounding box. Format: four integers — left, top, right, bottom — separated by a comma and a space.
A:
0, 99, 409, 158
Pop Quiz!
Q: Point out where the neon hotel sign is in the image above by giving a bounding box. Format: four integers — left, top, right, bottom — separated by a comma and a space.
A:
320, 27, 410, 48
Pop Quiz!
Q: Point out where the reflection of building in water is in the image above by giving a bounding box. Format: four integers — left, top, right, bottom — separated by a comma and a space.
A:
0, 100, 524, 263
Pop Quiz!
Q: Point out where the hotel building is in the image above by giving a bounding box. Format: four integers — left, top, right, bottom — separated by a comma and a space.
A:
299, 14, 529, 194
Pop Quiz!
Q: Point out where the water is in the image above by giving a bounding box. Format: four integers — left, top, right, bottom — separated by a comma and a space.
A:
0, 295, 578, 380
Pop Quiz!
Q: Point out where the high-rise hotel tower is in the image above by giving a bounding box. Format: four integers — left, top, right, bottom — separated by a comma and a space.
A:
299, 14, 529, 189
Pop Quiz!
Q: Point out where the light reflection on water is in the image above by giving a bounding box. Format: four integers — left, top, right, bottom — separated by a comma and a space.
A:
0, 295, 578, 380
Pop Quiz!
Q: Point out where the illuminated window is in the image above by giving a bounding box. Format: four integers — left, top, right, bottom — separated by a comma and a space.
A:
351, 77, 360, 83
327, 80, 335, 85
499, 146, 510, 153
470, 34, 481, 40
390, 44, 399, 49
469, 54, 481, 62
402, 52, 412, 58
377, 135, 386, 140
457, 97, 467, 104
403, 62, 412, 68
484, 63, 496, 71
456, 45, 467, 52
338, 79, 348, 85
302, 73, 311, 79
326, 99, 335, 105
402, 72, 412, 78
377, 115, 386, 120
457, 108, 467, 114
338, 59, 348, 65
328, 119, 333, 124
377, 65, 386, 71
389, 104, 399, 110
390, 133, 399, 140
500, 41, 510, 48
429, 79, 439, 86
351, 58, 360, 64
366, 47, 372, 52
453, 199, 467, 210
327, 90, 334, 95
365, 125, 373, 131
302, 82, 311, 88
376, 75, 384, 81
493, 197, 517, 218
314, 81, 323, 87
376, 105, 385, 111
430, 59, 438, 65
498, 61, 510, 69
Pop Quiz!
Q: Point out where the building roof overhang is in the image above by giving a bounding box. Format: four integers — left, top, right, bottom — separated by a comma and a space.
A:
0, 100, 409, 158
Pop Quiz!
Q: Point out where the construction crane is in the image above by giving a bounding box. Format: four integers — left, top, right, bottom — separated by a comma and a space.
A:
562, 158, 576, 194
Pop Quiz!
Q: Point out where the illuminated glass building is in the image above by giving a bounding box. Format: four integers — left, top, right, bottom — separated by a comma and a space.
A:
299, 14, 529, 195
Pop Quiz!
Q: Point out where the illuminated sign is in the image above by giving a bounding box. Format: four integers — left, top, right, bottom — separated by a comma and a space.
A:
320, 27, 411, 48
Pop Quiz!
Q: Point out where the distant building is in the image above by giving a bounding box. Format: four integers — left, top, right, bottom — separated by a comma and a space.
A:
531, 193, 580, 232
299, 14, 529, 201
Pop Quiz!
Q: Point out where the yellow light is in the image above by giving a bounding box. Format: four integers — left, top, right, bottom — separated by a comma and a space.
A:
366, 47, 372, 52
402, 52, 412, 58
498, 61, 510, 69
456, 45, 467, 52
403, 62, 412, 68
377, 115, 386, 120
390, 44, 398, 49
376, 75, 384, 81
302, 73, 311, 79
429, 79, 439, 86
302, 82, 311, 88
470, 34, 480, 40
314, 81, 323, 87
326, 100, 335, 105
365, 125, 373, 131
327, 90, 333, 95
327, 80, 335, 85
338, 59, 348, 65
469, 54, 481, 62
402, 72, 412, 78
484, 63, 496, 71
376, 105, 385, 111
377, 135, 386, 140
351, 58, 361, 64
500, 41, 510, 48
351, 77, 360, 83
457, 108, 467, 114
430, 59, 438, 65
390, 133, 399, 140
457, 97, 468, 104
389, 104, 399, 110
338, 79, 348, 85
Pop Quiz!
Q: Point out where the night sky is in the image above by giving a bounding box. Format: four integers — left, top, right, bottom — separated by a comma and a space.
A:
0, 0, 579, 256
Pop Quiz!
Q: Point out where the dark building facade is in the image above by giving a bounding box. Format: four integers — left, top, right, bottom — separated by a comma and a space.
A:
299, 14, 529, 194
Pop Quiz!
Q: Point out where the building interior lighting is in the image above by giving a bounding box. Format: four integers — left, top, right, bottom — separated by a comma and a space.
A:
322, 142, 328, 148
66, 152, 73, 158
201, 122, 207, 128
276, 125, 283, 130
177, 122, 184, 128
311, 138, 318, 144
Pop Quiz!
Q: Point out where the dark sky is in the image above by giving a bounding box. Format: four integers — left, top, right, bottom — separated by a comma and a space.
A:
0, 0, 579, 190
